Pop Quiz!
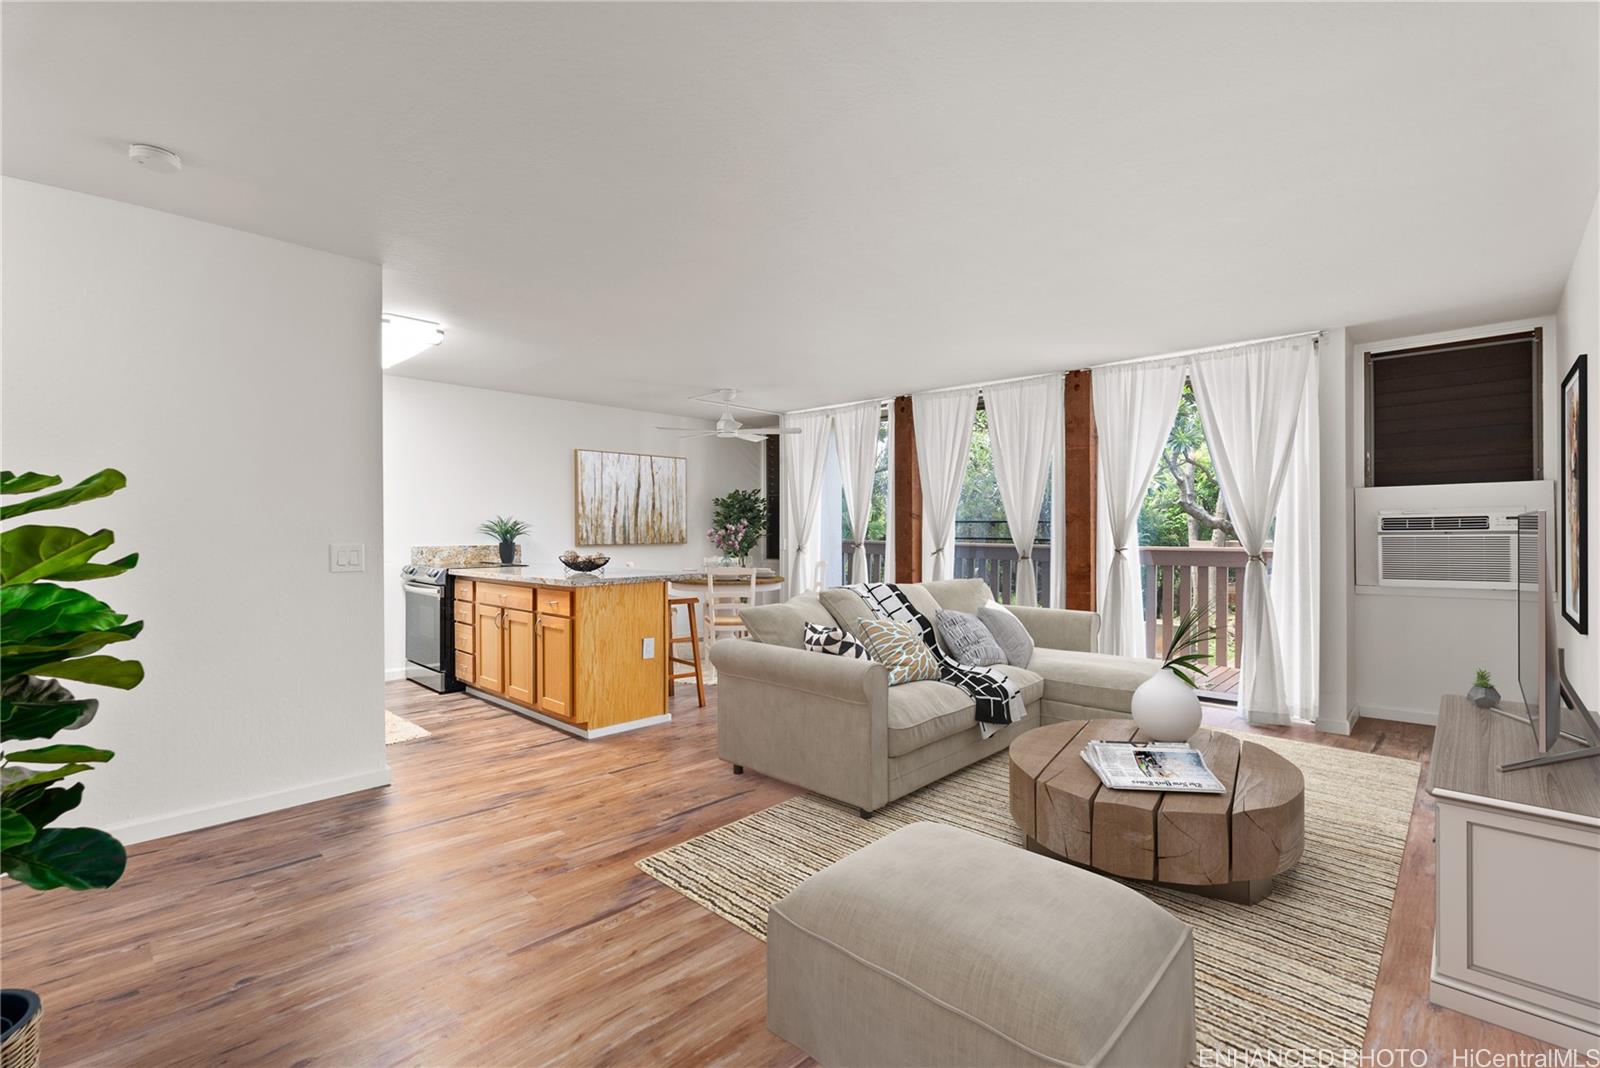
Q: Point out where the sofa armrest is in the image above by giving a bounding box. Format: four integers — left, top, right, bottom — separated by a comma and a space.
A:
1004, 605, 1099, 653
709, 640, 891, 811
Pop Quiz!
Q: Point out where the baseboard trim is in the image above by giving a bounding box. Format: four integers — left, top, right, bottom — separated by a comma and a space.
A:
106, 766, 393, 846
384, 666, 408, 681
1357, 703, 1438, 726
466, 687, 672, 739
1314, 715, 1355, 736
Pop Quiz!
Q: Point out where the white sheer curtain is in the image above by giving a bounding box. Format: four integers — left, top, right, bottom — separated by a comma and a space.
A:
831, 400, 882, 585
1268, 365, 1320, 723
780, 409, 832, 592
1093, 359, 1186, 656
1188, 337, 1315, 723
984, 375, 1063, 606
913, 387, 980, 580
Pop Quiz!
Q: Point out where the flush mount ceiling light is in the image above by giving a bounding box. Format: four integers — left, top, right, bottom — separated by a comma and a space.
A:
381, 313, 444, 369
127, 143, 182, 173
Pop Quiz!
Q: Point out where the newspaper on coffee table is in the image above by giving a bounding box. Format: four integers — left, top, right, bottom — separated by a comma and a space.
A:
1080, 740, 1226, 793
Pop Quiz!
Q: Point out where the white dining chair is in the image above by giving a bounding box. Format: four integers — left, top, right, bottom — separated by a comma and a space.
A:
703, 565, 759, 647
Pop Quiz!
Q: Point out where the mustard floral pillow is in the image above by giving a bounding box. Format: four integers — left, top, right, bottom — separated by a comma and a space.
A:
856, 619, 941, 686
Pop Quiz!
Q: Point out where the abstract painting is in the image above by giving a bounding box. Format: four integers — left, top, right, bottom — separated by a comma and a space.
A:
575, 449, 687, 546
1561, 354, 1587, 634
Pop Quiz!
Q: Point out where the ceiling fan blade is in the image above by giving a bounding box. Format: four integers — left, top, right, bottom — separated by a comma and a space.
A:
735, 432, 766, 443
752, 426, 801, 435
676, 431, 721, 439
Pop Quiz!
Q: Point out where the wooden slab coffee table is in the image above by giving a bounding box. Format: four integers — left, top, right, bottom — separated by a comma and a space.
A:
1009, 719, 1305, 903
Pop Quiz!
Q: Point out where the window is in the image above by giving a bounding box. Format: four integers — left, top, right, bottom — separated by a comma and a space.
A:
956, 405, 1052, 604
1365, 331, 1541, 487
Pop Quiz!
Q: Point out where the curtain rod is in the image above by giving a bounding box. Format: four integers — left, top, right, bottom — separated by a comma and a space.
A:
783, 370, 1063, 416
1092, 329, 1324, 370
780, 331, 1322, 416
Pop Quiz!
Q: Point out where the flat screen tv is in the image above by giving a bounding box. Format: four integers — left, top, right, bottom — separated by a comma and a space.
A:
1507, 510, 1599, 771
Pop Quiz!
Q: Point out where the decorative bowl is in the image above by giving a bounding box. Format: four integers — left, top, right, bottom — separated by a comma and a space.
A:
559, 550, 610, 573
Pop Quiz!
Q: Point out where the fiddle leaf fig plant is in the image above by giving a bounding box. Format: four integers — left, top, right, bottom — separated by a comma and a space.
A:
1, 468, 142, 891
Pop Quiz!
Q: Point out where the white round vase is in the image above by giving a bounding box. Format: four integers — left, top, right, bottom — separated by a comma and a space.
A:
1130, 668, 1203, 742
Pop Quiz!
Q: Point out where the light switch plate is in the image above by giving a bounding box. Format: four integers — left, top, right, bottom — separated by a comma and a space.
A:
329, 543, 365, 572
642, 637, 655, 659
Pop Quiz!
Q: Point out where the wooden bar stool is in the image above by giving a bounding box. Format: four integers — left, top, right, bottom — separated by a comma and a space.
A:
667, 596, 706, 708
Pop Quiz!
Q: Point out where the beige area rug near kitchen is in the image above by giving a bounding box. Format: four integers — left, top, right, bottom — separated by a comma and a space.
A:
638, 731, 1422, 1060
384, 710, 431, 745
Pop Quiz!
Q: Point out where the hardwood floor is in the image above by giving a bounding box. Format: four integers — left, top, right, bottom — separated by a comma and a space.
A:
0, 685, 1558, 1066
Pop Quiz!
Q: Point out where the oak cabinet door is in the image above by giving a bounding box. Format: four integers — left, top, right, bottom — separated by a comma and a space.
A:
536, 613, 572, 718
504, 608, 536, 706
474, 602, 505, 695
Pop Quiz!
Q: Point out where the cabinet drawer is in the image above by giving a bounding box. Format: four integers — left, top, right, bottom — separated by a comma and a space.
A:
455, 653, 475, 684
536, 587, 573, 617
453, 579, 474, 603
453, 599, 474, 624
476, 583, 534, 611
453, 621, 475, 653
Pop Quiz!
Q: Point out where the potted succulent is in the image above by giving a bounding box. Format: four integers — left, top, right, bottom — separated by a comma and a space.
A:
477, 515, 530, 565
1468, 668, 1500, 709
708, 489, 767, 566
1130, 602, 1215, 742
1, 468, 145, 1068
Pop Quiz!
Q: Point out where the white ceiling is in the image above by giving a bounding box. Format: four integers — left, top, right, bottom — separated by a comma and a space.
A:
5, 2, 1596, 417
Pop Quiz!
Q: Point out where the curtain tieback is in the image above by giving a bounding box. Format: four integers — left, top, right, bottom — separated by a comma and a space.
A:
931, 547, 947, 557
1246, 553, 1266, 564
1018, 551, 1032, 561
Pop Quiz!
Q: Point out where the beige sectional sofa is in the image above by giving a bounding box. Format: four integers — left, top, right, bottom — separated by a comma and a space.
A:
710, 578, 1160, 815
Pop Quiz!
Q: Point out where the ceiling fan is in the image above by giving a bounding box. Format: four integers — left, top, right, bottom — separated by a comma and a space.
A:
655, 388, 800, 443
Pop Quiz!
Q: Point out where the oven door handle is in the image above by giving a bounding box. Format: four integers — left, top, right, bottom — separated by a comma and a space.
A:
404, 582, 443, 598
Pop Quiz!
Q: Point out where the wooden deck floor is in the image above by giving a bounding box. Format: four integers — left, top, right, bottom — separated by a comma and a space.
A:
1198, 663, 1241, 698
0, 682, 1559, 1066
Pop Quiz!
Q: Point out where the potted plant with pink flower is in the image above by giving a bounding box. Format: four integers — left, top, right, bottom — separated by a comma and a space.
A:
707, 489, 766, 567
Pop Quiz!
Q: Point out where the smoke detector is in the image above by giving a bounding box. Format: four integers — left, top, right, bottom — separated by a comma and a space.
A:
128, 144, 182, 173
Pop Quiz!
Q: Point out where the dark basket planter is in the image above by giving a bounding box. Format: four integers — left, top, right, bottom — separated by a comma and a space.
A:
1, 990, 41, 1068
498, 540, 516, 565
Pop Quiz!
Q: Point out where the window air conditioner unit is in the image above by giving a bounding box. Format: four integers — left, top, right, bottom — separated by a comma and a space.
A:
1375, 509, 1520, 590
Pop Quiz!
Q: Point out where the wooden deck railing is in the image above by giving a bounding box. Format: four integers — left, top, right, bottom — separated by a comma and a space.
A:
848, 540, 1050, 604
1138, 546, 1270, 678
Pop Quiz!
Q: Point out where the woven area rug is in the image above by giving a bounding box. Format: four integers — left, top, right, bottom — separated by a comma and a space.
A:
384, 710, 431, 745
638, 731, 1422, 1060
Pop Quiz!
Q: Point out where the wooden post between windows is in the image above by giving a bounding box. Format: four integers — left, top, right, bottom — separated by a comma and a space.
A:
1064, 370, 1097, 611
893, 395, 922, 583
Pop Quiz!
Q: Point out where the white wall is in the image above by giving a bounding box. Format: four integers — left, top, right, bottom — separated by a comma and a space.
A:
381, 376, 761, 676
1, 179, 388, 843
1556, 193, 1599, 712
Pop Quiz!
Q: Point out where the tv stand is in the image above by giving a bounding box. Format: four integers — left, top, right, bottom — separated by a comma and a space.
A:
1429, 696, 1600, 1052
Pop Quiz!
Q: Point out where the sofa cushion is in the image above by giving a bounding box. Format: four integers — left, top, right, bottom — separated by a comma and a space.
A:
922, 577, 995, 615
979, 604, 1035, 669
739, 593, 838, 648
886, 681, 976, 756
1027, 647, 1162, 715
934, 609, 1007, 667
990, 663, 1045, 706
802, 622, 869, 659
818, 587, 875, 638
858, 619, 941, 686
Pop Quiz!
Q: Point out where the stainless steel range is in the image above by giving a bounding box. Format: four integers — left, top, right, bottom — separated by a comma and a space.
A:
400, 564, 462, 693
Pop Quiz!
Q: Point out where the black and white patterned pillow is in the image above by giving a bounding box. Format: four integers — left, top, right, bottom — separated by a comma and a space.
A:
803, 622, 869, 659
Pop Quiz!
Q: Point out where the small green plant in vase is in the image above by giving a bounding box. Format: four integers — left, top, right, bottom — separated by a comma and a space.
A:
1468, 668, 1500, 710
478, 515, 531, 565
1130, 602, 1217, 742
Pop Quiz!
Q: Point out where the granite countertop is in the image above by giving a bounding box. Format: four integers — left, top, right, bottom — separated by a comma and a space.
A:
447, 566, 701, 588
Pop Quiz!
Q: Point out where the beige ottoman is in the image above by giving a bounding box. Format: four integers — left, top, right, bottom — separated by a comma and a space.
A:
766, 822, 1195, 1068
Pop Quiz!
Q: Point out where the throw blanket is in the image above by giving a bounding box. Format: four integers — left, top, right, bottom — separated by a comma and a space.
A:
847, 582, 1026, 740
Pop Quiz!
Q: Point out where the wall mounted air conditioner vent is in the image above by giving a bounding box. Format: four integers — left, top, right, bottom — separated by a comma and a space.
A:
1377, 509, 1518, 591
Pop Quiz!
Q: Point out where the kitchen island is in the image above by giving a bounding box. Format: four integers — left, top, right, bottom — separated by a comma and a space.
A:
449, 567, 699, 739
